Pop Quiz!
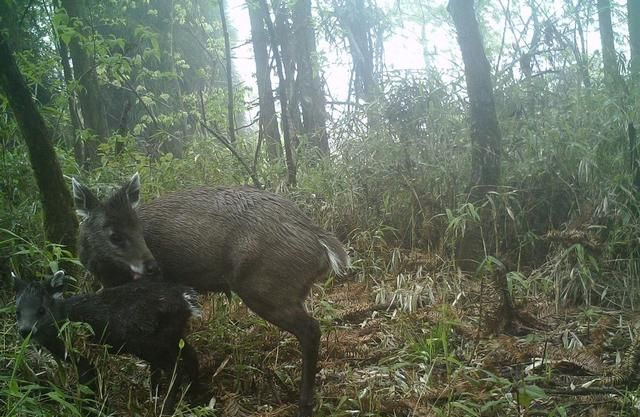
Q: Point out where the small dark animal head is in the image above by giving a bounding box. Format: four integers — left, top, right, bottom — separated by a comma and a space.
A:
13, 271, 65, 339
72, 173, 159, 284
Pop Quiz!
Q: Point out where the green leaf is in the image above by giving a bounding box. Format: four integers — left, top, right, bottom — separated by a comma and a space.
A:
517, 384, 547, 407
60, 31, 72, 45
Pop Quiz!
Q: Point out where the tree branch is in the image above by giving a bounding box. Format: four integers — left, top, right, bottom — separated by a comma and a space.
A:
199, 121, 262, 189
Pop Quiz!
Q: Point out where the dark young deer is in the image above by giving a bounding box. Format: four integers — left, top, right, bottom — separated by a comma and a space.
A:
72, 174, 350, 417
13, 270, 200, 411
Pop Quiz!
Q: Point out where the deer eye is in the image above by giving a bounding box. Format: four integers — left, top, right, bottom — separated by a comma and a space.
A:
37, 307, 45, 316
109, 232, 125, 246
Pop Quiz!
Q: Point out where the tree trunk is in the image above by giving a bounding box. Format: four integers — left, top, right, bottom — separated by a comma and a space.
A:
219, 0, 236, 144
628, 1, 640, 190
160, 0, 186, 157
0, 32, 78, 251
448, 0, 505, 293
60, 0, 109, 164
629, 0, 640, 85
56, 38, 84, 164
448, 0, 501, 190
335, 0, 380, 129
598, 1, 633, 190
274, 0, 303, 150
339, 0, 377, 102
597, 0, 622, 89
292, 0, 329, 155
0, 1, 53, 105
259, 0, 297, 187
573, 2, 592, 89
247, 0, 282, 161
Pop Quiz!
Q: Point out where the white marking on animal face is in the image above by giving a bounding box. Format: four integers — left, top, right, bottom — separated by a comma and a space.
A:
130, 263, 144, 280
183, 291, 202, 318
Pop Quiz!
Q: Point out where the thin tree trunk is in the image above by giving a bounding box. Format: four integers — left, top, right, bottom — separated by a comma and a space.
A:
597, 0, 633, 190
598, 0, 622, 89
219, 0, 236, 143
628, 1, 640, 190
293, 0, 328, 155
629, 0, 640, 85
165, 0, 186, 157
448, 0, 504, 285
259, 0, 297, 187
247, 0, 282, 161
0, 32, 78, 250
56, 39, 84, 164
448, 0, 501, 190
274, 0, 302, 149
60, 0, 109, 164
335, 0, 380, 129
574, 1, 592, 88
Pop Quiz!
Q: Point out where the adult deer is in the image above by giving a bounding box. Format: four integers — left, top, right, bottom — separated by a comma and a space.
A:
72, 174, 350, 416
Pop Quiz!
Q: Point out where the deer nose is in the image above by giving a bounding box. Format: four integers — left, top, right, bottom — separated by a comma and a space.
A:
19, 327, 33, 338
144, 260, 160, 277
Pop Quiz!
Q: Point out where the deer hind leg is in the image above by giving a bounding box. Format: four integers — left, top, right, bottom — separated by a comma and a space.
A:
235, 287, 320, 417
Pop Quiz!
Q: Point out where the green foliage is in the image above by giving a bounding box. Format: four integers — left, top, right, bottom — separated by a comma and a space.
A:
407, 309, 455, 366
4, 0, 640, 414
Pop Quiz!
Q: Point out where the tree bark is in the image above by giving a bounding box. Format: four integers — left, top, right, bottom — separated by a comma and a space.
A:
293, 0, 329, 155
629, 0, 640, 85
335, 0, 380, 129
339, 0, 377, 102
597, 1, 634, 190
259, 0, 297, 186
160, 0, 186, 157
60, 0, 109, 163
247, 0, 282, 161
219, 0, 236, 144
56, 38, 84, 164
597, 0, 622, 89
274, 0, 303, 150
448, 0, 504, 284
0, 32, 78, 251
448, 0, 501, 190
628, 1, 640, 190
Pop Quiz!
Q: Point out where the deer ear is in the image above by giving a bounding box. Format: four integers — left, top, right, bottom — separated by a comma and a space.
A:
72, 178, 99, 219
126, 172, 141, 209
12, 272, 26, 293
48, 270, 66, 298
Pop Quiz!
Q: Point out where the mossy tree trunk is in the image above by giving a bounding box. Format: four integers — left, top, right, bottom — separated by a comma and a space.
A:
0, 32, 78, 251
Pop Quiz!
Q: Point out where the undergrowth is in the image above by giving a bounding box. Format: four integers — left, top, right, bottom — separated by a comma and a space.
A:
3, 73, 640, 416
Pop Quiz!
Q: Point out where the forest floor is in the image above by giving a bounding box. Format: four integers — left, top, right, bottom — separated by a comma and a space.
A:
15, 250, 640, 416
